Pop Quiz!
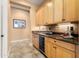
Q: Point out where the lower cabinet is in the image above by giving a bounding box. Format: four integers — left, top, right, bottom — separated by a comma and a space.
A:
61, 47, 75, 58
32, 34, 39, 49
45, 40, 51, 57
76, 45, 79, 57
55, 45, 75, 58
55, 45, 63, 58
45, 39, 56, 58
45, 37, 75, 58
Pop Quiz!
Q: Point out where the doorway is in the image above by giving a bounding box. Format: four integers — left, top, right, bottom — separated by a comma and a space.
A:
8, 2, 32, 57
1, 0, 45, 58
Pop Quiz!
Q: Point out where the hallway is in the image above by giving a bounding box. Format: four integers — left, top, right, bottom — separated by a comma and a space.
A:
8, 39, 45, 58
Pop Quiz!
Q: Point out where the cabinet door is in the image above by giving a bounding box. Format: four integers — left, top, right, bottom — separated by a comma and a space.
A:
62, 48, 75, 58
38, 9, 42, 26
63, 0, 76, 22
54, 0, 63, 23
51, 43, 56, 58
36, 7, 45, 26
47, 1, 54, 24
55, 45, 75, 58
44, 1, 54, 25
36, 10, 40, 26
76, 45, 79, 58
76, 0, 79, 21
32, 35, 39, 49
55, 45, 63, 58
44, 4, 48, 25
45, 40, 51, 57
36, 11, 38, 26
45, 38, 56, 58
40, 7, 45, 25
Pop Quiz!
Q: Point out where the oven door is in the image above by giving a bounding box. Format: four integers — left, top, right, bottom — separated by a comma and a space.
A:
39, 35, 45, 52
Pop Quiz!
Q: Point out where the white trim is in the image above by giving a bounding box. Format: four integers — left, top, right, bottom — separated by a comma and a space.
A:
0, 0, 1, 58
10, 1, 30, 12
2, 0, 9, 58
10, 0, 31, 7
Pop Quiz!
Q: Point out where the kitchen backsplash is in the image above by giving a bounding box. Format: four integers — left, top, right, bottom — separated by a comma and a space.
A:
32, 22, 79, 34
32, 26, 48, 31
47, 22, 79, 34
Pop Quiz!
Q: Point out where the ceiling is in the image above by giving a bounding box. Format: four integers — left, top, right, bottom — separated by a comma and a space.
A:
26, 0, 44, 6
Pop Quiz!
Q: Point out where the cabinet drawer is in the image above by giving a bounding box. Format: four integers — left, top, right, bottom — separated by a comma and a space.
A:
55, 40, 75, 51
45, 37, 55, 44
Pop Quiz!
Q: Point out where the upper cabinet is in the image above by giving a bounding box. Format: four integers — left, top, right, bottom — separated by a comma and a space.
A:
36, 0, 78, 26
53, 0, 63, 23
45, 0, 54, 25
36, 0, 54, 26
76, 0, 79, 21
36, 6, 45, 26
38, 7, 44, 25
63, 0, 77, 22
36, 10, 40, 26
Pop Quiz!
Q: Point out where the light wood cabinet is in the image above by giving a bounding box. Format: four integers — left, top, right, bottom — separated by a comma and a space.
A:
43, 5, 48, 25
55, 39, 75, 51
63, 0, 77, 22
36, 10, 40, 26
45, 39, 51, 57
32, 34, 39, 49
55, 45, 75, 58
54, 0, 78, 22
45, 0, 54, 25
76, 0, 79, 21
53, 0, 63, 23
55, 45, 63, 58
61, 47, 75, 58
36, 0, 54, 26
36, 0, 78, 26
39, 7, 45, 25
36, 6, 46, 26
45, 37, 75, 58
45, 38, 56, 58
76, 45, 79, 58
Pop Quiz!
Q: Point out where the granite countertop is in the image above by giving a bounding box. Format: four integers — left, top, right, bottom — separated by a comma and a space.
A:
32, 31, 79, 45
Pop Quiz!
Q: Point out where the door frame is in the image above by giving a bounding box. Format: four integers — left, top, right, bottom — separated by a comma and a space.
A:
1, 0, 31, 58
1, 0, 9, 58
0, 0, 1, 57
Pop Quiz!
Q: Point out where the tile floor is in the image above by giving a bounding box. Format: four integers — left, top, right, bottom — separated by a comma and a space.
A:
8, 39, 45, 58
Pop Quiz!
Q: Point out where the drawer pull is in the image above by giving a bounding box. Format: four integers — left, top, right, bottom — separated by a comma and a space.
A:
53, 46, 56, 49
54, 41, 56, 42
